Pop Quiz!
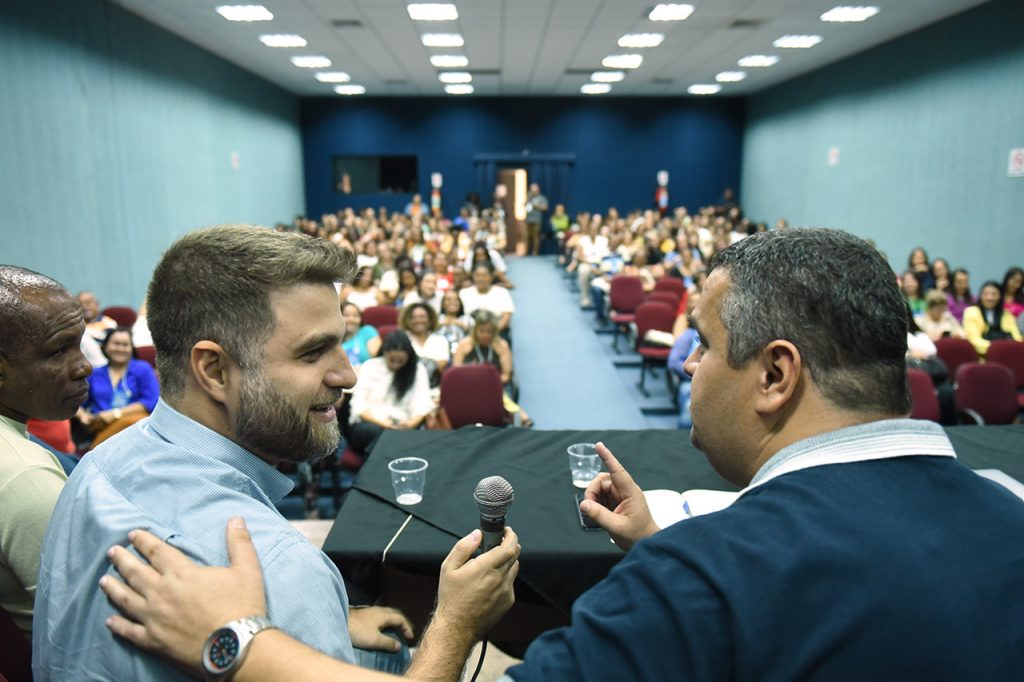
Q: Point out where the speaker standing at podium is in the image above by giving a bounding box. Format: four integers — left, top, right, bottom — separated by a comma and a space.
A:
99, 229, 1024, 680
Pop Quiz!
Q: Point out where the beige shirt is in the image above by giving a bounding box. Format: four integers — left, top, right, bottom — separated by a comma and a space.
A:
0, 414, 67, 634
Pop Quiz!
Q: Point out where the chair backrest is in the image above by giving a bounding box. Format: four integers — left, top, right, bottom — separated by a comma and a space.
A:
646, 291, 680, 309
907, 368, 941, 422
934, 337, 978, 378
375, 324, 399, 342
0, 603, 31, 682
653, 277, 686, 298
135, 345, 157, 369
955, 362, 1018, 425
986, 340, 1024, 389
102, 305, 138, 328
440, 365, 507, 428
608, 276, 645, 314
361, 305, 399, 330
634, 302, 677, 343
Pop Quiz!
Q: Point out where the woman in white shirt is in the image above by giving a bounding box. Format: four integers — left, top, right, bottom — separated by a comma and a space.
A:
399, 302, 449, 386
459, 262, 515, 334
347, 331, 434, 456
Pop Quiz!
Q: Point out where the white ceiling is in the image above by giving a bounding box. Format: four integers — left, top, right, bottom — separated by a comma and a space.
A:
109, 0, 990, 97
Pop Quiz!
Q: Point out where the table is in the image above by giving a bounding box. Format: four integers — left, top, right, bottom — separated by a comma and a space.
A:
322, 424, 1024, 649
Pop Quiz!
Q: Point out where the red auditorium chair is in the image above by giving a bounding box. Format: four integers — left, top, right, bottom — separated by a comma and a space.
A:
135, 345, 156, 369
439, 365, 507, 428
375, 324, 399, 341
101, 306, 137, 328
653, 277, 687, 299
934, 337, 977, 378
608, 276, 645, 353
361, 305, 399, 331
0, 603, 31, 682
646, 290, 680, 309
954, 362, 1019, 425
907, 368, 941, 422
986, 340, 1024, 410
634, 302, 677, 397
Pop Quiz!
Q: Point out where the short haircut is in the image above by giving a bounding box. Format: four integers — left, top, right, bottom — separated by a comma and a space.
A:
147, 225, 357, 400
0, 265, 69, 358
707, 228, 910, 415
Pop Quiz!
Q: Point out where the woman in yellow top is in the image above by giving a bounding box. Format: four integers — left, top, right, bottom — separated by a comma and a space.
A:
962, 281, 1022, 356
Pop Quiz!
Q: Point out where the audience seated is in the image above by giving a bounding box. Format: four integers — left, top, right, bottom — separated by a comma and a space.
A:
436, 289, 473, 356
947, 268, 975, 322
916, 290, 966, 341
459, 262, 515, 335
963, 281, 1023, 357
901, 271, 927, 316
453, 310, 532, 428
339, 267, 382, 311
76, 327, 160, 447
399, 303, 449, 386
340, 302, 381, 368
347, 332, 435, 456
1002, 266, 1024, 318
76, 290, 117, 341
402, 271, 442, 312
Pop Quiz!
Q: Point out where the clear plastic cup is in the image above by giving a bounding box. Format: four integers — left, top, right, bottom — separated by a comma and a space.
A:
568, 443, 600, 488
388, 457, 429, 505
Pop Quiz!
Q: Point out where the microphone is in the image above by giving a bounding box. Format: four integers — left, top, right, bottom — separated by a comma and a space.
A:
474, 476, 514, 552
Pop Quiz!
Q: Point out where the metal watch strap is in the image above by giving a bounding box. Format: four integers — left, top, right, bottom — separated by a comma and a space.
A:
203, 615, 276, 682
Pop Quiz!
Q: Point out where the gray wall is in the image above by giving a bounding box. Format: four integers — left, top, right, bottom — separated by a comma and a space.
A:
0, 0, 305, 307
742, 0, 1023, 284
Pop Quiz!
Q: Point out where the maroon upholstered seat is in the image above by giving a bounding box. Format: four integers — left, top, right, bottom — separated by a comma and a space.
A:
653, 277, 686, 299
102, 305, 138, 328
907, 368, 941, 422
608, 276, 645, 352
954, 362, 1018, 425
934, 337, 977, 378
986, 340, 1024, 409
634, 301, 677, 397
440, 365, 507, 428
361, 305, 399, 331
135, 345, 156, 369
646, 291, 680, 309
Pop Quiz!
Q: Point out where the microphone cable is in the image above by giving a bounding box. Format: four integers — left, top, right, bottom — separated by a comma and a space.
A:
469, 637, 488, 682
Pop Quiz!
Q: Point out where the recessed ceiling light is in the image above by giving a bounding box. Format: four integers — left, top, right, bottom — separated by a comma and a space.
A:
602, 54, 643, 69
821, 6, 879, 22
407, 3, 459, 21
291, 56, 332, 68
618, 33, 665, 48
334, 85, 366, 95
315, 72, 351, 83
715, 71, 746, 82
259, 34, 307, 48
738, 55, 779, 67
581, 83, 612, 94
438, 72, 472, 84
216, 5, 273, 22
421, 33, 464, 47
774, 35, 822, 49
444, 84, 474, 95
591, 71, 625, 83
649, 4, 695, 21
430, 55, 469, 68
688, 84, 721, 95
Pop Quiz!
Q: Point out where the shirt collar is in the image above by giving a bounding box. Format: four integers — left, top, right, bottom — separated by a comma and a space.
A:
0, 413, 28, 439
744, 418, 956, 495
147, 399, 295, 502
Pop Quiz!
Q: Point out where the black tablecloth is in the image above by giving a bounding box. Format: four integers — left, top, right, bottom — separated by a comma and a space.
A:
323, 424, 1024, 616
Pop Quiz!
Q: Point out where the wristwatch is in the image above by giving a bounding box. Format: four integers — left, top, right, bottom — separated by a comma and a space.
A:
201, 615, 276, 681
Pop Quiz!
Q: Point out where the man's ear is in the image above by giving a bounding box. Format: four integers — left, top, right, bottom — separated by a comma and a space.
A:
754, 340, 802, 416
189, 341, 236, 405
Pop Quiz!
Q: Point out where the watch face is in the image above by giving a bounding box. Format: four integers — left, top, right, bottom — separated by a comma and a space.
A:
207, 629, 240, 672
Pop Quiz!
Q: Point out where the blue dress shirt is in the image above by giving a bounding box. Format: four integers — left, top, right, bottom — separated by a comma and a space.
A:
33, 400, 354, 681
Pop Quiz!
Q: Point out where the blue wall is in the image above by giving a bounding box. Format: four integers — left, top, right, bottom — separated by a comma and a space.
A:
742, 0, 1024, 283
301, 97, 744, 219
0, 0, 305, 308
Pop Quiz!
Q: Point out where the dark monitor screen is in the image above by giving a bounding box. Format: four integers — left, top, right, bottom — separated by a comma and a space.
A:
333, 155, 418, 194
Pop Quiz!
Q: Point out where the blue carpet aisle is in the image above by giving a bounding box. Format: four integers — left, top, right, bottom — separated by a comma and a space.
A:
507, 256, 679, 430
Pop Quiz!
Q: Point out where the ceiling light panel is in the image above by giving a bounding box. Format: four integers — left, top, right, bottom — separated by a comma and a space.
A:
716, 71, 747, 82
602, 54, 643, 69
774, 35, 823, 48
430, 55, 469, 68
738, 55, 779, 67
438, 72, 472, 84
649, 4, 695, 22
421, 33, 464, 47
618, 33, 665, 48
315, 72, 351, 83
444, 84, 474, 94
334, 85, 366, 95
821, 6, 880, 22
291, 56, 332, 68
408, 4, 459, 21
259, 34, 307, 48
581, 83, 612, 94
688, 84, 721, 95
216, 5, 273, 22
591, 71, 625, 83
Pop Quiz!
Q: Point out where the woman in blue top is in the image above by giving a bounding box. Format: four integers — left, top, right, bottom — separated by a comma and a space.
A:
77, 327, 160, 447
341, 302, 381, 367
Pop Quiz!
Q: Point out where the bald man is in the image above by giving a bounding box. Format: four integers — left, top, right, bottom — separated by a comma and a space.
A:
0, 265, 92, 634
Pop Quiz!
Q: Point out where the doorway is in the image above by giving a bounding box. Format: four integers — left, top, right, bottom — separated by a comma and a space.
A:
496, 168, 527, 255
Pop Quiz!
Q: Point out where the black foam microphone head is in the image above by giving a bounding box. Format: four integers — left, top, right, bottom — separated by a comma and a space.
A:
474, 476, 514, 521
